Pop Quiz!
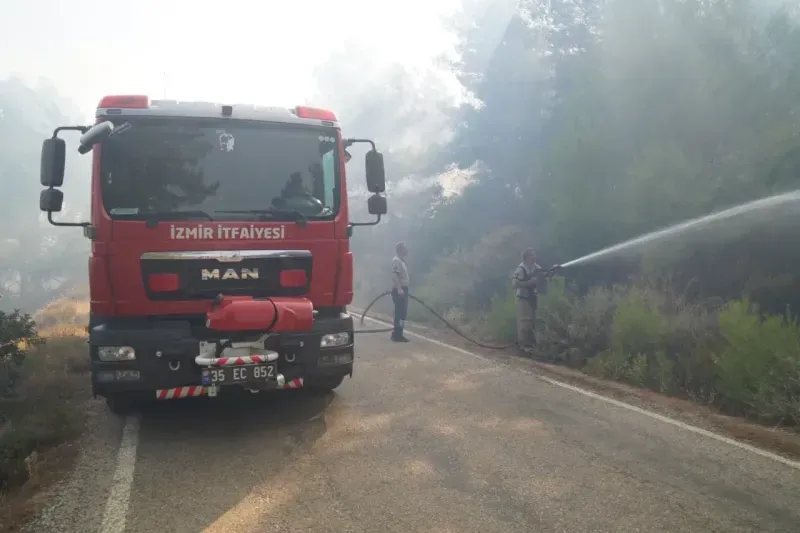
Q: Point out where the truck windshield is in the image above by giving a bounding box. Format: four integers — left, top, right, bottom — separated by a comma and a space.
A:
100, 118, 341, 221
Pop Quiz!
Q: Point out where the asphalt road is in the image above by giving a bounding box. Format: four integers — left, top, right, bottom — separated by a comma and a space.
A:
25, 319, 800, 533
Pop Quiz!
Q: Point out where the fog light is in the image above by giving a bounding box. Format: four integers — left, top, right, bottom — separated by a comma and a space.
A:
320, 332, 350, 348
98, 346, 136, 362
319, 353, 354, 366
97, 371, 115, 383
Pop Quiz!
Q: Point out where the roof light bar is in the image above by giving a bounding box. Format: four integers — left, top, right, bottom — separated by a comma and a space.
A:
294, 106, 337, 121
98, 95, 150, 109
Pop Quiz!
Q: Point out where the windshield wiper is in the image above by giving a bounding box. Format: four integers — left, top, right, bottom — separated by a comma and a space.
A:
215, 209, 308, 227
133, 210, 215, 228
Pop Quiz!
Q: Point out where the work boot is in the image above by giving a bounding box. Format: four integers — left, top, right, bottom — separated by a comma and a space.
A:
391, 330, 410, 342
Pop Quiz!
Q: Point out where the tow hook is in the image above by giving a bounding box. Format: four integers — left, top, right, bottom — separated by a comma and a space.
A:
168, 360, 181, 371
249, 373, 286, 393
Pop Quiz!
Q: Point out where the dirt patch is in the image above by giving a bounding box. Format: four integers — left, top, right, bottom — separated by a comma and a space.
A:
0, 441, 80, 533
352, 304, 800, 462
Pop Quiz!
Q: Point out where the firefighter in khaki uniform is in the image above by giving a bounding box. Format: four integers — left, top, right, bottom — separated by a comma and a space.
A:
390, 242, 410, 343
512, 248, 543, 353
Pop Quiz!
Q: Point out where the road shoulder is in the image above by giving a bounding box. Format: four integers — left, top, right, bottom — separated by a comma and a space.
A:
18, 400, 126, 533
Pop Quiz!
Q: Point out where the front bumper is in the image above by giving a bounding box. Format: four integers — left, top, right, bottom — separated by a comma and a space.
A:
89, 312, 354, 399
153, 377, 305, 401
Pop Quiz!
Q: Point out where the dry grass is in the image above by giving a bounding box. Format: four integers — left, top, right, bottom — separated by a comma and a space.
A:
33, 299, 89, 331
0, 298, 92, 531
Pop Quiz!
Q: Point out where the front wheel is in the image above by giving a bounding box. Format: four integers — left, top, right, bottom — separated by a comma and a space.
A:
105, 394, 142, 416
308, 375, 345, 394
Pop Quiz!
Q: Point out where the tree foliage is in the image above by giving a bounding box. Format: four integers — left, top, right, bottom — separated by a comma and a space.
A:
354, 0, 800, 309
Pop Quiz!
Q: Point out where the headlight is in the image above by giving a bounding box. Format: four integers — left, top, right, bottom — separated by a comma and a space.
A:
320, 332, 350, 348
98, 346, 136, 362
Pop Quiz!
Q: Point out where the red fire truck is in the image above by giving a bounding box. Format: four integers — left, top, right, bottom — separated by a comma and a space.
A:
39, 95, 387, 414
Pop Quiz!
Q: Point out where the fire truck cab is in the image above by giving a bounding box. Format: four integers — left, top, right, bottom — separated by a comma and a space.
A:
38, 95, 387, 414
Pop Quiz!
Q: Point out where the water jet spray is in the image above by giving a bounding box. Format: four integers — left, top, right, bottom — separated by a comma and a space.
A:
553, 190, 800, 270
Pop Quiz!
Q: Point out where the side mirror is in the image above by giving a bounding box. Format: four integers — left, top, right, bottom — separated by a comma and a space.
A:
41, 138, 66, 187
78, 121, 114, 155
365, 150, 385, 193
367, 193, 387, 215
40, 188, 64, 212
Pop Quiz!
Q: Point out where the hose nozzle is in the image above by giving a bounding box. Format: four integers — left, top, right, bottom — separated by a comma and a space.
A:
545, 264, 563, 276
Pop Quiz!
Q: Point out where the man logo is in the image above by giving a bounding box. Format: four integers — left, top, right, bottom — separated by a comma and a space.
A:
201, 268, 259, 280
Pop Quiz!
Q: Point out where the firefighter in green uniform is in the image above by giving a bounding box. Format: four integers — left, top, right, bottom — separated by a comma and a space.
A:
512, 248, 542, 354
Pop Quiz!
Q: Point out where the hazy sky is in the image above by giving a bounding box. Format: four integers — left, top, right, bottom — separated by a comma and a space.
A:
1, 0, 464, 119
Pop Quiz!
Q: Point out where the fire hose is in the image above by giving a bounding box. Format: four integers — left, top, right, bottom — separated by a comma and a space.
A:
352, 265, 562, 349
353, 290, 516, 349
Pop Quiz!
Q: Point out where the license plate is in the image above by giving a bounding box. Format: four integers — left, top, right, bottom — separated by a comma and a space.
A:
201, 364, 277, 386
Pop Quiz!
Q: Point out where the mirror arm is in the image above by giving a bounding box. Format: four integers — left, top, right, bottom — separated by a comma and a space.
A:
46, 211, 90, 228
52, 125, 89, 138
348, 215, 382, 228
343, 138, 376, 151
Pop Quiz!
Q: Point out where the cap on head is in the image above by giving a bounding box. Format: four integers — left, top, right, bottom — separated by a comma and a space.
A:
396, 241, 407, 256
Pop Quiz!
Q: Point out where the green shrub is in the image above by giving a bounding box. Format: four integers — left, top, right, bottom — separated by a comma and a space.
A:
584, 349, 631, 380
587, 287, 670, 388
608, 287, 667, 356
575, 284, 717, 397
536, 279, 622, 367
659, 292, 719, 399
486, 290, 517, 341
715, 300, 800, 424
541, 283, 800, 423
0, 310, 45, 398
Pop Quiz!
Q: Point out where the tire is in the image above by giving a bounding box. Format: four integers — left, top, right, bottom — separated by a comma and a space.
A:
105, 394, 141, 416
309, 375, 345, 393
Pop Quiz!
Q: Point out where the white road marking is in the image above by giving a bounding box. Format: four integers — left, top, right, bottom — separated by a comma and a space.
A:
99, 416, 140, 533
357, 312, 800, 470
